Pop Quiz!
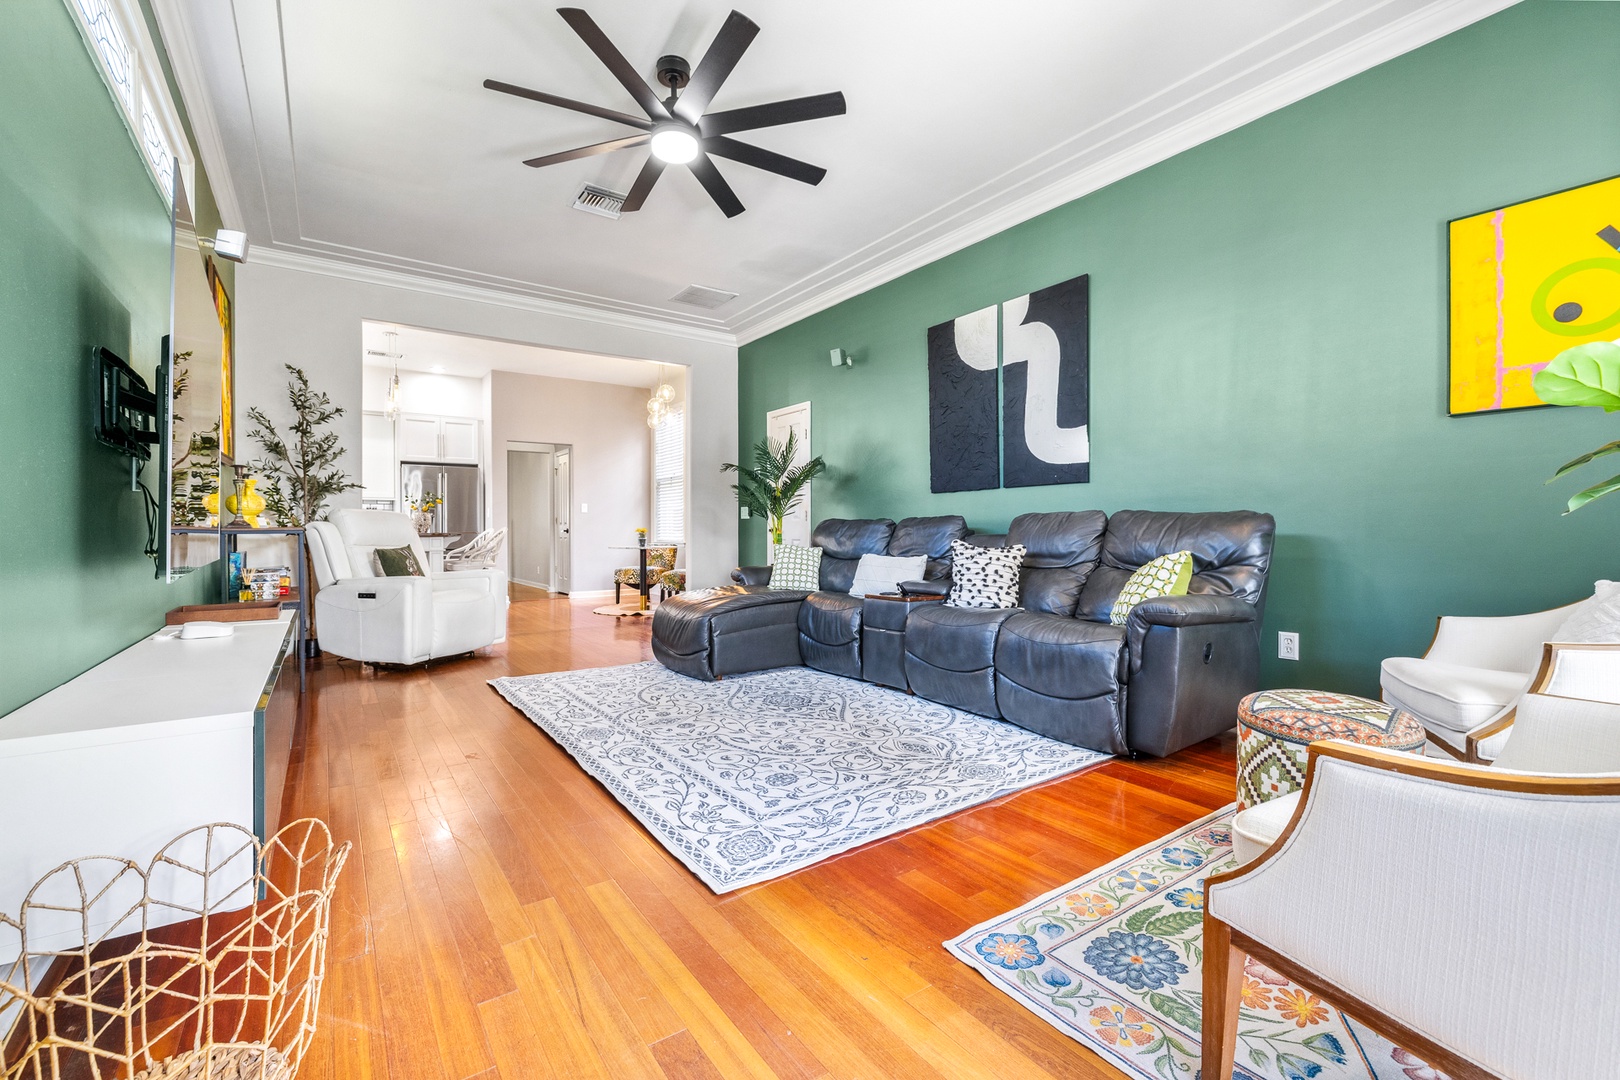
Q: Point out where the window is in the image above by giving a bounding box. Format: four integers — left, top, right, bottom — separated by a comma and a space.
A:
63, 0, 188, 205
653, 407, 685, 545
75, 0, 133, 111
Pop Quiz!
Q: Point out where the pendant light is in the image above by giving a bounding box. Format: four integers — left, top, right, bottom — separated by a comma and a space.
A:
647, 364, 675, 428
382, 331, 403, 420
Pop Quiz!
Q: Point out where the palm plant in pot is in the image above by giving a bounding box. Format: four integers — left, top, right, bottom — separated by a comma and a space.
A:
1533, 341, 1620, 512
722, 431, 826, 558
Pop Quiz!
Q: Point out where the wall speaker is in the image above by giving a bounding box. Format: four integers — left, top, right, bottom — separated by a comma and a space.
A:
830, 348, 853, 368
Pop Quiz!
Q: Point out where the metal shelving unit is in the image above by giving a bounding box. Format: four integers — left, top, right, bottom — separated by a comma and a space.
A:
174, 526, 307, 690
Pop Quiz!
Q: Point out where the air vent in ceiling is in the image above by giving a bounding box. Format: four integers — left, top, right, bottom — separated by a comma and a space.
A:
573, 184, 626, 219
669, 284, 739, 310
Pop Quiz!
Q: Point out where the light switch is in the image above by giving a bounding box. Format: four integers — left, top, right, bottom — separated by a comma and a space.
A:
580, 503, 588, 513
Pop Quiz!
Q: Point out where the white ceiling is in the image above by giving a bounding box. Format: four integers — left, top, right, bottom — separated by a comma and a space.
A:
154, 0, 1514, 343
362, 321, 676, 387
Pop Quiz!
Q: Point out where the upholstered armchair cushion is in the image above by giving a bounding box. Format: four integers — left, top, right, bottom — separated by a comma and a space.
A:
1380, 656, 1527, 736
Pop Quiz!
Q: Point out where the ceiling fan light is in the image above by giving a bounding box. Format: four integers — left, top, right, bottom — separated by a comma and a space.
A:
649, 123, 700, 165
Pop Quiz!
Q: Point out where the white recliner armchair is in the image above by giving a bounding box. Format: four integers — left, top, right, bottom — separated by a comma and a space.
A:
308, 509, 507, 665
1380, 601, 1578, 758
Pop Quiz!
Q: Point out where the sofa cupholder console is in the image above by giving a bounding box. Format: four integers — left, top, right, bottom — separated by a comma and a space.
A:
650, 509, 1275, 758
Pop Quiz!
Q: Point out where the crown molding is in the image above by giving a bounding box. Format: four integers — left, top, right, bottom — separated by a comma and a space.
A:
730, 0, 1516, 345
247, 246, 740, 347
147, 0, 245, 231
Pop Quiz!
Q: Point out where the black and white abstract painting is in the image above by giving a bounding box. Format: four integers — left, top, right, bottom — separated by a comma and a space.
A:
925, 274, 1090, 492
1003, 275, 1089, 487
927, 304, 1000, 493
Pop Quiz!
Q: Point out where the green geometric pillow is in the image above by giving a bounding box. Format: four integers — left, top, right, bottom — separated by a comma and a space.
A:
1109, 549, 1193, 626
768, 544, 822, 591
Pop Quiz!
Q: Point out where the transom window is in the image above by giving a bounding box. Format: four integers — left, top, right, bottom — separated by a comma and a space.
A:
63, 0, 186, 204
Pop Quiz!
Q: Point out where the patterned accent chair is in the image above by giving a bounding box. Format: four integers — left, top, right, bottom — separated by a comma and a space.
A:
657, 569, 687, 600
615, 547, 677, 604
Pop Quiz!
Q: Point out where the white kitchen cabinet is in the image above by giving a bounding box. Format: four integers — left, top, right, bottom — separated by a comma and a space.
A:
361, 412, 397, 499
398, 413, 480, 463
398, 414, 441, 460
441, 418, 480, 462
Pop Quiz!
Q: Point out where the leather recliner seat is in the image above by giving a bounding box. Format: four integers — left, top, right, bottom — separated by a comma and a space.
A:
729, 516, 970, 680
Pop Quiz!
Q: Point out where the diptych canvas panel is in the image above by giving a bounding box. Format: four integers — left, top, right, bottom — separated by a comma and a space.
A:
926, 275, 1090, 492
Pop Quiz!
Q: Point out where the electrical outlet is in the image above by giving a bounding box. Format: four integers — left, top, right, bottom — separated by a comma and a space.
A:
1278, 632, 1300, 661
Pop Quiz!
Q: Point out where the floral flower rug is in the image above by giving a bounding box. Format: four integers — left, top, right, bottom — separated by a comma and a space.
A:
945, 807, 1445, 1080
491, 663, 1106, 892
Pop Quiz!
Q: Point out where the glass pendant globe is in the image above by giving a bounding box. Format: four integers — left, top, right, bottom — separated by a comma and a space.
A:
654, 382, 675, 403
649, 124, 700, 165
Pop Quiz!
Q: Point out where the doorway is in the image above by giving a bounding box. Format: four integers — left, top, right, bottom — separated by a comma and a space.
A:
508, 443, 572, 593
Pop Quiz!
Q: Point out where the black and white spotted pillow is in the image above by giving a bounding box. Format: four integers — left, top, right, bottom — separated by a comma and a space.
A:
945, 540, 1026, 609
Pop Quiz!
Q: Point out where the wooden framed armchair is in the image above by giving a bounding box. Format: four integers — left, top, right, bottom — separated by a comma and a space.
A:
1203, 735, 1620, 1079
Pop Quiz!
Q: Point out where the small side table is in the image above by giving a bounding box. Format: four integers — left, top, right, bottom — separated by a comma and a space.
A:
861, 593, 943, 691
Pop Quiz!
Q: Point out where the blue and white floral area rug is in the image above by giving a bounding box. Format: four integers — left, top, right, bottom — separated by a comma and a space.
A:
945, 807, 1447, 1080
490, 663, 1107, 893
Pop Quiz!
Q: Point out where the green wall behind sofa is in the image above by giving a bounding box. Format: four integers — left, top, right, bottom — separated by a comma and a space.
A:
0, 0, 219, 716
738, 2, 1620, 695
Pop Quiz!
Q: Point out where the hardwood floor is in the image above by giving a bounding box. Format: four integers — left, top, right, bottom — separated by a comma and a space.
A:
284, 589, 1237, 1080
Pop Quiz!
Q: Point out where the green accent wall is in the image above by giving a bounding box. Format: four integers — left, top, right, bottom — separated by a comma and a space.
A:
738, 3, 1620, 695
0, 0, 219, 716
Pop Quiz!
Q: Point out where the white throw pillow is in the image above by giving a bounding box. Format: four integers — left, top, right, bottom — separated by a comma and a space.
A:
946, 540, 1026, 609
1552, 580, 1620, 643
848, 553, 928, 597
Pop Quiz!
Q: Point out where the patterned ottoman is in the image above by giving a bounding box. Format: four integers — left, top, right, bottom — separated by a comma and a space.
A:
1236, 689, 1424, 810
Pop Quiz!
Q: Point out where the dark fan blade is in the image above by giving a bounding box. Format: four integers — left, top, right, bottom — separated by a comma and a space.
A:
673, 10, 759, 124
687, 153, 744, 217
557, 8, 670, 120
620, 156, 666, 212
523, 134, 648, 168
484, 79, 650, 130
700, 91, 845, 136
704, 135, 825, 185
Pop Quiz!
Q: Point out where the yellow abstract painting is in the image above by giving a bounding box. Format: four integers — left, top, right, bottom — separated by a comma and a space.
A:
1449, 174, 1620, 414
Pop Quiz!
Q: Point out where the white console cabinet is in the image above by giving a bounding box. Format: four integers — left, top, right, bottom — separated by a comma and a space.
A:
0, 613, 299, 959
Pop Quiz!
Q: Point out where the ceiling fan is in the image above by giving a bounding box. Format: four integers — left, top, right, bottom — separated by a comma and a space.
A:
484, 8, 845, 218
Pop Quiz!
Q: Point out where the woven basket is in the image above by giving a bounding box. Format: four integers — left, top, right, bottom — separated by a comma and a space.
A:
1, 819, 349, 1080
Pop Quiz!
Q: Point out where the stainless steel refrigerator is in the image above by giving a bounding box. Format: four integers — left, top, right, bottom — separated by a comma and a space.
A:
400, 462, 482, 538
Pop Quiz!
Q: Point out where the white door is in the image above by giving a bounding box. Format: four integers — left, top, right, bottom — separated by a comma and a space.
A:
765, 403, 812, 557
553, 447, 572, 594
398, 414, 439, 460
442, 418, 479, 462
507, 450, 552, 588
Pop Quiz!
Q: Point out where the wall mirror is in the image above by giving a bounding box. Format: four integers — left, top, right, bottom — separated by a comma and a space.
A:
165, 170, 226, 580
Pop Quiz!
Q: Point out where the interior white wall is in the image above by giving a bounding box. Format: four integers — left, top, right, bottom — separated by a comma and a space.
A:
361, 366, 483, 419
233, 261, 738, 588
487, 371, 649, 594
